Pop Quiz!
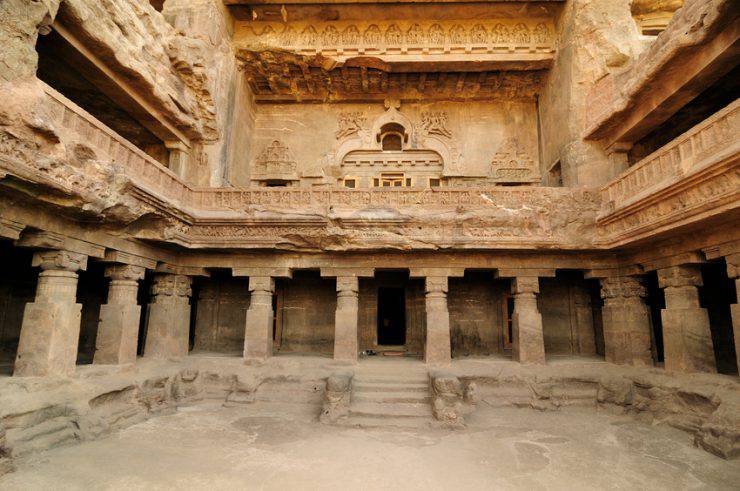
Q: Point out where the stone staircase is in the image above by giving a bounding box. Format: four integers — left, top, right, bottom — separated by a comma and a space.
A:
339, 364, 433, 429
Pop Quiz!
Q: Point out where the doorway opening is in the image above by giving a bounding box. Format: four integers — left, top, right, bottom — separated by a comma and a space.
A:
377, 287, 406, 346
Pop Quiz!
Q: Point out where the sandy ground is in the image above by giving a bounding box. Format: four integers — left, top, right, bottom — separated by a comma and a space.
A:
2, 398, 739, 491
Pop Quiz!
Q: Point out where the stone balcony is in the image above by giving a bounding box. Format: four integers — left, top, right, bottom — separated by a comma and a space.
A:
597, 99, 740, 247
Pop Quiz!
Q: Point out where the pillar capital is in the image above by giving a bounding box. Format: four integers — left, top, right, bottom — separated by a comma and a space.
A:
657, 264, 703, 288
336, 276, 359, 293
249, 276, 275, 293
151, 273, 192, 297
105, 264, 145, 282
600, 276, 646, 300
511, 276, 539, 295
425, 276, 448, 294
31, 249, 87, 272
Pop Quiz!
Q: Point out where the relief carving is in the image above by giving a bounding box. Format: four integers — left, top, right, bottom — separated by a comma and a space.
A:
420, 111, 453, 139
490, 138, 540, 183
336, 112, 367, 139
253, 140, 298, 179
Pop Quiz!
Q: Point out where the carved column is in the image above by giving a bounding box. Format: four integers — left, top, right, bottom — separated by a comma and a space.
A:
572, 287, 597, 356
600, 276, 653, 366
425, 276, 451, 365
244, 276, 274, 362
14, 250, 87, 377
94, 264, 145, 365
144, 274, 192, 360
725, 254, 740, 373
658, 265, 716, 373
511, 277, 546, 364
334, 276, 359, 363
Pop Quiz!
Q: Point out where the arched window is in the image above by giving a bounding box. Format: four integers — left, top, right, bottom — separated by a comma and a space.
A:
378, 122, 406, 151
381, 133, 403, 151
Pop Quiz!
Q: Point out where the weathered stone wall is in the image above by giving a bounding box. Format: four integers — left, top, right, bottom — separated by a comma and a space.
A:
448, 274, 508, 358
539, 0, 644, 186
236, 100, 540, 187
276, 273, 336, 356
193, 275, 249, 353
539, 273, 600, 357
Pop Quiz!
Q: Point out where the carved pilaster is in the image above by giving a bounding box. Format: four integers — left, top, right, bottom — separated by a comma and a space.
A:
599, 276, 653, 366
14, 250, 87, 377
425, 276, 451, 365
511, 277, 545, 364
94, 265, 145, 365
144, 274, 192, 360
244, 276, 275, 362
657, 265, 715, 373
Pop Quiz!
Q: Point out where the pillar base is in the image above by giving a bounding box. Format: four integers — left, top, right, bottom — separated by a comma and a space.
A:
661, 308, 716, 373
14, 297, 82, 377
94, 303, 141, 365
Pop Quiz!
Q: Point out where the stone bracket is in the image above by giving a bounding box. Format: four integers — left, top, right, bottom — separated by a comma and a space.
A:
16, 230, 105, 258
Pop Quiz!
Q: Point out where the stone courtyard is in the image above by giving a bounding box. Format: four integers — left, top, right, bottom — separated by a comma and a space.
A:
0, 0, 738, 487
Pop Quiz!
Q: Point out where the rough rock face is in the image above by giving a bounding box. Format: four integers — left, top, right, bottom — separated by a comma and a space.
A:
429, 371, 475, 427
57, 0, 218, 141
459, 364, 740, 459
0, 0, 60, 81
320, 373, 353, 423
540, 0, 645, 186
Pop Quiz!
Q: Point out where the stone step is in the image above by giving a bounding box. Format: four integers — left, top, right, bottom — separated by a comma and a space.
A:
353, 382, 429, 393
352, 375, 429, 385
349, 401, 432, 419
338, 415, 432, 430
352, 392, 431, 404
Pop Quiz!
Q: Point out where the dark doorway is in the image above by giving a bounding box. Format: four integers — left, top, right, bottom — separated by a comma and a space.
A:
645, 271, 665, 364
699, 261, 738, 375
377, 287, 406, 346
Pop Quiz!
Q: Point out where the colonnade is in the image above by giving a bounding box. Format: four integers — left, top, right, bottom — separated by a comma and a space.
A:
6, 246, 738, 377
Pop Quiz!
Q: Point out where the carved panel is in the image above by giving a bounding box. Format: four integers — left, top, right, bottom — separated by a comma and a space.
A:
252, 140, 298, 181
489, 138, 540, 183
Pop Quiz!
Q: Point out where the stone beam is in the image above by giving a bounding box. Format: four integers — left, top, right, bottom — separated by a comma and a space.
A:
16, 230, 105, 258
232, 267, 292, 278
0, 218, 25, 240
102, 250, 157, 270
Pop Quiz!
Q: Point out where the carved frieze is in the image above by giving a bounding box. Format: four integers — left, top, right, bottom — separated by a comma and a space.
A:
237, 20, 555, 53
489, 138, 540, 183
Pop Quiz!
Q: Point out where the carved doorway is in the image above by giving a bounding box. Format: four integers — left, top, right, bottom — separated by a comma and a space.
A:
377, 287, 406, 346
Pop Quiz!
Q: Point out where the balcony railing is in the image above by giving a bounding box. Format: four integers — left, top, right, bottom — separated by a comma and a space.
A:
601, 99, 739, 213
41, 82, 191, 204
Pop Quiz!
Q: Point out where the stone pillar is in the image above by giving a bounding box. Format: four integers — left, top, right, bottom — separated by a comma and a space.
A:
724, 254, 740, 373
94, 264, 145, 365
511, 277, 545, 364
572, 287, 597, 356
14, 250, 87, 377
334, 276, 359, 363
600, 276, 653, 366
165, 140, 190, 178
144, 273, 192, 360
425, 276, 451, 365
658, 265, 716, 373
244, 276, 274, 362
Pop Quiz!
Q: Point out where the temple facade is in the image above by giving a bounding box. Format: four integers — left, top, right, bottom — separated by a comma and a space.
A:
0, 0, 737, 382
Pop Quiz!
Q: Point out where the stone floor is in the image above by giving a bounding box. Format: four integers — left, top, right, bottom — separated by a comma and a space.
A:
2, 397, 739, 490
